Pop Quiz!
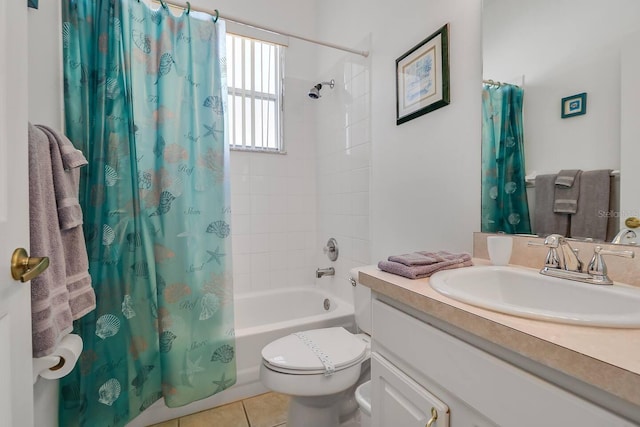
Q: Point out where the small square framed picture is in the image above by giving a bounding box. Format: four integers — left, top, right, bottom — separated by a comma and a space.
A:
561, 92, 587, 118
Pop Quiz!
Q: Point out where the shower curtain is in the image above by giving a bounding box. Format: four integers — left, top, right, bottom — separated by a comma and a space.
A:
481, 84, 531, 234
60, 1, 236, 425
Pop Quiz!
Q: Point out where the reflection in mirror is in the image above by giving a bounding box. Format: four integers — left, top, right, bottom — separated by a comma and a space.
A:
481, 0, 640, 244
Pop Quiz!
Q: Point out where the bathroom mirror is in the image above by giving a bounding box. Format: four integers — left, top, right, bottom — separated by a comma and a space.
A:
481, 0, 640, 244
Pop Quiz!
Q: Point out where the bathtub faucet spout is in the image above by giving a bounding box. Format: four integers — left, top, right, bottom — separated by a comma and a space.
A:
316, 267, 335, 278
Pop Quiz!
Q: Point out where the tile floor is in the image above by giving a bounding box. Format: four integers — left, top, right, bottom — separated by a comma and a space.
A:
149, 392, 290, 427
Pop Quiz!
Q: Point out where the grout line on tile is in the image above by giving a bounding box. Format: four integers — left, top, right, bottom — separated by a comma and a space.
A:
241, 400, 252, 426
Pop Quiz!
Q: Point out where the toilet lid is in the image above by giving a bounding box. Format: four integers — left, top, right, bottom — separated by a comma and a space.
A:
262, 327, 368, 374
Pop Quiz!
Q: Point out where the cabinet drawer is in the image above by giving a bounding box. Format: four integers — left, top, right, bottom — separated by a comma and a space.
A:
372, 352, 449, 427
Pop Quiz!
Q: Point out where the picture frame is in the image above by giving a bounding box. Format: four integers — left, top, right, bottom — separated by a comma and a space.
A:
396, 23, 450, 125
561, 92, 587, 118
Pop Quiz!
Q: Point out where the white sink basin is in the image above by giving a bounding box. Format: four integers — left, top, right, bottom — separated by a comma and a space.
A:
429, 266, 640, 328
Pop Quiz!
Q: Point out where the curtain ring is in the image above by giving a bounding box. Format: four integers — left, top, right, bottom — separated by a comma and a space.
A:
159, 0, 168, 9
185, 1, 190, 14
213, 9, 219, 23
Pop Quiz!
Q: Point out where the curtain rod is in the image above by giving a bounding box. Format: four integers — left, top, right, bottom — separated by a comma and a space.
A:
149, 0, 369, 58
483, 79, 520, 88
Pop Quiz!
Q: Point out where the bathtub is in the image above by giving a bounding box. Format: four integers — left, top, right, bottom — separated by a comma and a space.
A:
127, 287, 354, 426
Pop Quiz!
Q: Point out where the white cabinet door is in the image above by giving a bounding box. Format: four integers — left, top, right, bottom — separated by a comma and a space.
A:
0, 1, 34, 427
372, 352, 450, 427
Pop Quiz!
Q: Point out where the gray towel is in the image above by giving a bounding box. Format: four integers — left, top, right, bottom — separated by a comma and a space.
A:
36, 125, 95, 321
28, 124, 95, 357
554, 169, 582, 214
534, 174, 569, 237
378, 253, 473, 279
570, 170, 611, 241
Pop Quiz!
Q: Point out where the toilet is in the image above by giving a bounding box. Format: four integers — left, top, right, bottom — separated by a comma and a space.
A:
259, 270, 372, 427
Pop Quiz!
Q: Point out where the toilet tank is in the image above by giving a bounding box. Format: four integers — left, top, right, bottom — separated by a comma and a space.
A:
352, 270, 372, 335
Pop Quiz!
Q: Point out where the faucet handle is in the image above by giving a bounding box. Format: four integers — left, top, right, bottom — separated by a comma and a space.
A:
323, 238, 339, 261
528, 238, 561, 268
587, 246, 635, 283
542, 234, 565, 248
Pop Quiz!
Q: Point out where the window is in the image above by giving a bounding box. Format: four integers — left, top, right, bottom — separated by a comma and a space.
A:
226, 30, 285, 153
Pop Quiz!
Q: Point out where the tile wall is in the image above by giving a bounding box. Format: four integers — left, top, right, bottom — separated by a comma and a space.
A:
229, 77, 318, 294
228, 55, 372, 305
315, 53, 372, 304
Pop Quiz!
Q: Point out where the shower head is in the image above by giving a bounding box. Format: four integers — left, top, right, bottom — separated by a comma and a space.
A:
308, 79, 335, 99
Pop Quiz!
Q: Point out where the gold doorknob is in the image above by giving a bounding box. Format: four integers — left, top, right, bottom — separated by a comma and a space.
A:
625, 217, 640, 229
11, 248, 49, 282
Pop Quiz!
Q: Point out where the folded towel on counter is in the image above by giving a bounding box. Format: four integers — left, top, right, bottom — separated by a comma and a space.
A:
29, 124, 95, 358
389, 250, 470, 266
534, 174, 569, 237
378, 252, 473, 279
570, 169, 612, 241
553, 169, 582, 214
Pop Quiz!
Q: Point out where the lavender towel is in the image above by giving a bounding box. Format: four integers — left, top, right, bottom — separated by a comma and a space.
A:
389, 250, 468, 266
29, 124, 95, 357
378, 253, 473, 279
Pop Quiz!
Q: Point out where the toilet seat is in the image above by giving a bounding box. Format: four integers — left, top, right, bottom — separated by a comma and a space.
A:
261, 327, 368, 375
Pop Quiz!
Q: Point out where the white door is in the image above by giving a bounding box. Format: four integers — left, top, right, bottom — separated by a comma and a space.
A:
0, 1, 34, 427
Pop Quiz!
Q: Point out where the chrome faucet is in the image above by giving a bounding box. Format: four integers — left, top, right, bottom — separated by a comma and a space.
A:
529, 234, 634, 285
611, 228, 637, 244
316, 267, 335, 278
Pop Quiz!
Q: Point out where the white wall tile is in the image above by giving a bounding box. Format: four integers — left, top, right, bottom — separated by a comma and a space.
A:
230, 154, 251, 177
250, 233, 270, 253
250, 194, 269, 215
232, 234, 251, 254
231, 194, 251, 215
230, 175, 251, 195
232, 214, 251, 235
232, 253, 251, 277
350, 167, 370, 193
233, 273, 251, 294
250, 252, 271, 275
269, 233, 289, 252
352, 192, 369, 216
250, 176, 269, 195
267, 195, 289, 214
287, 231, 314, 250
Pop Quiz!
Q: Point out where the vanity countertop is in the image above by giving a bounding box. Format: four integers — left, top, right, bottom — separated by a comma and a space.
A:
358, 260, 640, 408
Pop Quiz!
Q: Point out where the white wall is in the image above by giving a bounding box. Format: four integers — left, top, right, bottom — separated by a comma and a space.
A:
483, 0, 640, 175
315, 0, 482, 261
28, 2, 63, 128
620, 31, 640, 225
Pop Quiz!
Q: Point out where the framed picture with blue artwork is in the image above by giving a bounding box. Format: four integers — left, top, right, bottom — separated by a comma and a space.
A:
396, 23, 450, 125
561, 92, 587, 118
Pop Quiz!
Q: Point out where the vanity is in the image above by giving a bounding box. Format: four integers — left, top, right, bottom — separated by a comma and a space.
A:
359, 235, 640, 426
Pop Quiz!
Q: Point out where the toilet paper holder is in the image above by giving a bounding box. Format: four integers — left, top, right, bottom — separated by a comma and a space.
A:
33, 355, 64, 384
32, 334, 83, 384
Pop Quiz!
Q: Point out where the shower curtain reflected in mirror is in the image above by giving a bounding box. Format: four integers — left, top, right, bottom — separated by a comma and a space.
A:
481, 84, 531, 234
60, 1, 236, 426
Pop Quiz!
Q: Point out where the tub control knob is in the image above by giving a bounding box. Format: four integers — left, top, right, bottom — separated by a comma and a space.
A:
323, 238, 339, 261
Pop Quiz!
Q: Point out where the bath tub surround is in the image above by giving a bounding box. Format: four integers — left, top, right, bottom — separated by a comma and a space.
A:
127, 288, 354, 427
